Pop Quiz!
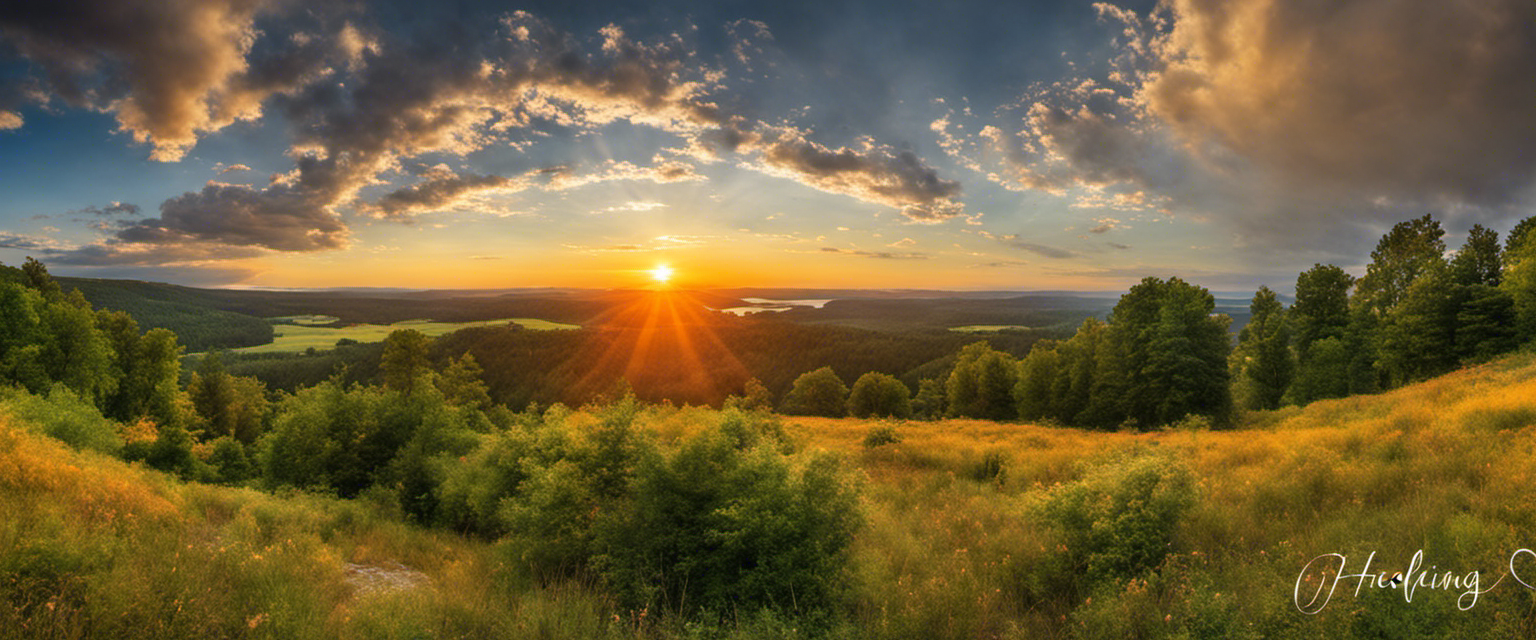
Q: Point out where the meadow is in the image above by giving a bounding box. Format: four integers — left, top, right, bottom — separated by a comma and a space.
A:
6, 350, 1536, 638
228, 317, 580, 354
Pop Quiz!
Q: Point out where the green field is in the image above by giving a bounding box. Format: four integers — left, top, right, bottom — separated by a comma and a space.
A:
231, 317, 579, 354
949, 324, 1032, 333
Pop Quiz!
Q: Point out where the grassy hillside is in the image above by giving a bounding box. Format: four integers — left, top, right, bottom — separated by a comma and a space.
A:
5, 353, 1536, 638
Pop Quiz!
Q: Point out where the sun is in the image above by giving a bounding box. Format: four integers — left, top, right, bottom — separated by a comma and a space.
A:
649, 264, 674, 285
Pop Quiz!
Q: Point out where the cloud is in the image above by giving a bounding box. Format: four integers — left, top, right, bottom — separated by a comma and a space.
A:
819, 246, 928, 260
950, 0, 1536, 254
0, 111, 20, 129
7, 8, 966, 265
597, 201, 669, 214
363, 171, 520, 220
989, 232, 1078, 259
746, 127, 964, 222
1140, 0, 1536, 206
74, 201, 141, 217
218, 163, 253, 174
0, 0, 349, 161
541, 159, 703, 190
0, 232, 60, 251
116, 182, 347, 251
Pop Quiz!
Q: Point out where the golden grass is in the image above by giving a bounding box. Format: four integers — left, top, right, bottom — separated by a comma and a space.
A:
5, 350, 1536, 638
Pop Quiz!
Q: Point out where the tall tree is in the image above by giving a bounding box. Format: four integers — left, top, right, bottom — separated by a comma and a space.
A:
1234, 286, 1293, 411
382, 328, 432, 394
1450, 224, 1502, 287
1376, 263, 1458, 386
1290, 264, 1354, 354
1355, 214, 1447, 313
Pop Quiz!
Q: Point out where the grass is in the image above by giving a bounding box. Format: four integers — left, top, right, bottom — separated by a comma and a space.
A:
949, 325, 1032, 333
6, 351, 1536, 638
231, 317, 580, 354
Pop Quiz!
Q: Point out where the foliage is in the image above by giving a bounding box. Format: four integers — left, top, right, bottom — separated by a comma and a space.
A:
187, 352, 269, 443
861, 424, 902, 448
1233, 286, 1293, 411
1355, 213, 1446, 312
1450, 223, 1502, 287
946, 342, 1017, 420
0, 384, 122, 454
847, 372, 912, 419
381, 328, 432, 394
594, 424, 862, 616
780, 366, 849, 417
1034, 452, 1197, 595
910, 377, 946, 420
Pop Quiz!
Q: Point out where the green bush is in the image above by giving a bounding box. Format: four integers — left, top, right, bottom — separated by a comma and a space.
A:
594, 425, 862, 618
1035, 452, 1197, 595
2, 384, 122, 454
862, 425, 902, 449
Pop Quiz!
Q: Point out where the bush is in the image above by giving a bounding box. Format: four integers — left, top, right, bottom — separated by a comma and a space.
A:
1034, 452, 1197, 595
2, 384, 122, 454
594, 425, 862, 617
862, 425, 902, 449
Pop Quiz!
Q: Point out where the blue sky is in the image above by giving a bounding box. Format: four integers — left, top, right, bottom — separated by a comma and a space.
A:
0, 0, 1532, 291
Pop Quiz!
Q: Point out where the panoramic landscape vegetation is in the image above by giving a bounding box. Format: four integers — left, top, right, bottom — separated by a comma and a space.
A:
3, 0, 1536, 638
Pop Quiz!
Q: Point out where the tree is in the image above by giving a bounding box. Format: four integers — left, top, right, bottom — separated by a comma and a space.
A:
382, 329, 432, 393
780, 366, 849, 417
1287, 337, 1350, 403
723, 378, 773, 412
848, 372, 912, 418
1376, 263, 1457, 386
1355, 214, 1446, 313
911, 378, 946, 420
1450, 224, 1502, 287
1291, 264, 1354, 354
1234, 286, 1293, 411
1504, 217, 1536, 342
1453, 284, 1518, 363
1052, 317, 1105, 424
21, 257, 61, 299
436, 352, 492, 409
188, 352, 269, 443
946, 342, 1017, 420
1014, 342, 1060, 421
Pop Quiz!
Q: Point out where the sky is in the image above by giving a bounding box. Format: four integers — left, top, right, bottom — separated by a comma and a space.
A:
0, 0, 1533, 292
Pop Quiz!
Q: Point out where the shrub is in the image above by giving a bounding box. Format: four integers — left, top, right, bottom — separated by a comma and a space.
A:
1035, 452, 1197, 595
593, 426, 862, 617
862, 425, 902, 449
2, 384, 122, 454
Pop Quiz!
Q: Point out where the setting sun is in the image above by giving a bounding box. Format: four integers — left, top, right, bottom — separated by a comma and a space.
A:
649, 264, 674, 284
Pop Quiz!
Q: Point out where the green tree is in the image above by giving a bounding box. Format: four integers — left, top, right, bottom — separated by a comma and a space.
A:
911, 377, 946, 420
1504, 222, 1536, 342
1014, 342, 1060, 421
1233, 286, 1293, 411
1356, 214, 1446, 313
848, 371, 912, 418
1453, 284, 1518, 363
1052, 317, 1105, 424
1291, 264, 1354, 354
21, 257, 61, 299
381, 328, 432, 393
1450, 224, 1502, 287
1287, 337, 1351, 403
188, 353, 269, 443
780, 366, 849, 417
723, 377, 773, 412
436, 352, 492, 409
946, 342, 1017, 420
1376, 263, 1458, 386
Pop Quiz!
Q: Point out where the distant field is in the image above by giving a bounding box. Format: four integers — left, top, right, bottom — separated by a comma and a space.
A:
230, 317, 579, 354
950, 324, 1032, 333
